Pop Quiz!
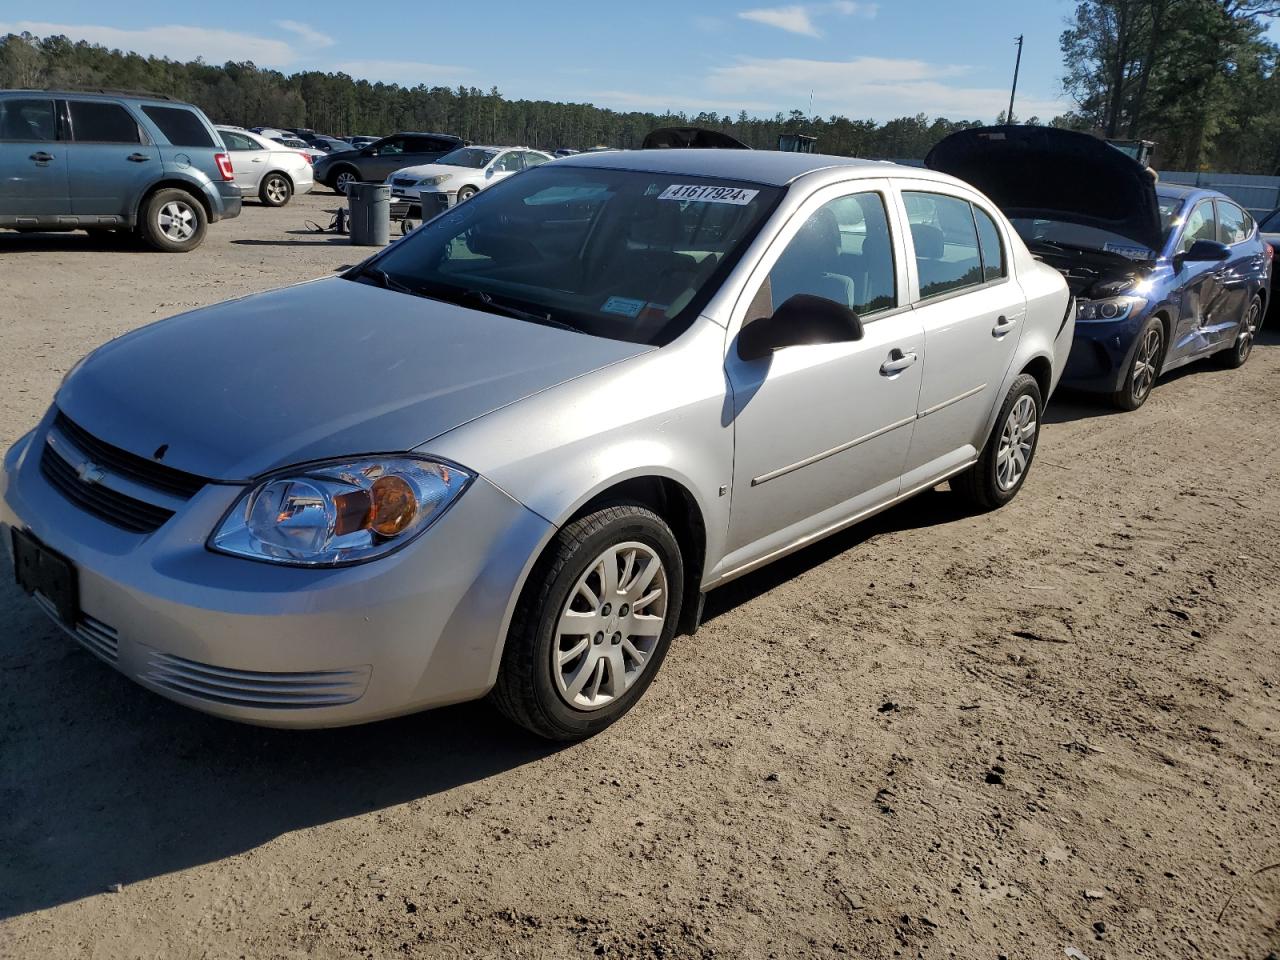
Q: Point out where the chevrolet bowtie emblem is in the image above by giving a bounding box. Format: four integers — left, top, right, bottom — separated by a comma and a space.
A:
76, 460, 106, 485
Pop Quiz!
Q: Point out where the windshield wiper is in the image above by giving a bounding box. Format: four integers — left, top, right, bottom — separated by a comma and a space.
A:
455, 289, 582, 333
357, 265, 415, 294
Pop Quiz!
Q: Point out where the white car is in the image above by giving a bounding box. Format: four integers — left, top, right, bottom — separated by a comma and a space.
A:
216, 127, 315, 207
389, 146, 553, 216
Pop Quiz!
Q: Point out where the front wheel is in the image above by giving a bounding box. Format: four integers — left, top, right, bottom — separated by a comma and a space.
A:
140, 188, 207, 253
491, 504, 684, 741
952, 374, 1043, 511
456, 185, 478, 203
331, 168, 358, 195
1218, 294, 1262, 369
1111, 316, 1163, 410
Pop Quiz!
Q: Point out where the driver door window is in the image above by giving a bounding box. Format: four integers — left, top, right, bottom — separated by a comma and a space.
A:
494, 152, 524, 173
1179, 200, 1216, 254
759, 191, 897, 318
374, 138, 405, 157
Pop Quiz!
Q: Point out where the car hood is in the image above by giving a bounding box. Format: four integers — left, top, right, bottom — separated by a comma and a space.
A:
925, 125, 1164, 257
56, 277, 651, 482
389, 162, 472, 181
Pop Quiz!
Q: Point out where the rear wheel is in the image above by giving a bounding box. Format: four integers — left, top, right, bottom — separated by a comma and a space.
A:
140, 188, 207, 253
491, 504, 684, 741
1110, 316, 1163, 410
259, 172, 292, 207
1218, 294, 1261, 369
952, 374, 1042, 511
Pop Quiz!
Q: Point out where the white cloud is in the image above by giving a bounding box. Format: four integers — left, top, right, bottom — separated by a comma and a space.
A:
738, 2, 877, 37
334, 59, 473, 86
739, 6, 820, 37
592, 89, 774, 115
709, 55, 1065, 120
274, 20, 333, 49
0, 20, 298, 66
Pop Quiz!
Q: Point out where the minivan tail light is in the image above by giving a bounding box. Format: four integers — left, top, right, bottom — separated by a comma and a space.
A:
215, 152, 234, 181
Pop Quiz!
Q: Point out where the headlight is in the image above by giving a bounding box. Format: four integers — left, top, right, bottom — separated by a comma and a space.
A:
210, 456, 472, 566
1077, 296, 1147, 322
417, 174, 452, 187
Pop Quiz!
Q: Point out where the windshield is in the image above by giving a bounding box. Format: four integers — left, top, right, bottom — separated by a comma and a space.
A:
359, 165, 781, 346
438, 147, 500, 168
1158, 196, 1184, 242
1008, 215, 1157, 260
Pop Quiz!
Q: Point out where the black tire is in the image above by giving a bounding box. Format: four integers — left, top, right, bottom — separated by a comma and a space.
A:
1110, 315, 1164, 410
491, 504, 685, 741
952, 373, 1043, 511
139, 188, 207, 253
1217, 294, 1261, 369
330, 167, 358, 195
456, 185, 478, 203
259, 172, 292, 207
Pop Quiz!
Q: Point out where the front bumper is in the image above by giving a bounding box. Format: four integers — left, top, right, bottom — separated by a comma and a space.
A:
1059, 312, 1146, 393
1, 415, 552, 728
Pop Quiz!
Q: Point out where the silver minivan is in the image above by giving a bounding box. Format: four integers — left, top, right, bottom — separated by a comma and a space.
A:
2, 150, 1073, 739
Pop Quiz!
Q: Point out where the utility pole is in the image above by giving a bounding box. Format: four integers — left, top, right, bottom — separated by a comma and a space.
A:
1007, 35, 1024, 125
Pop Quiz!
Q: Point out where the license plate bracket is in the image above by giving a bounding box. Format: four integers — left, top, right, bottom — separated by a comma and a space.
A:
11, 528, 80, 627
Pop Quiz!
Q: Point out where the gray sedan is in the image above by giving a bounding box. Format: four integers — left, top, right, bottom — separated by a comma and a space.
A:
1, 150, 1073, 740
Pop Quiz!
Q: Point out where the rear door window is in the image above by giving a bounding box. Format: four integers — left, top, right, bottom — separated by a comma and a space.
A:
142, 106, 215, 148
220, 130, 260, 152
972, 205, 1007, 282
903, 191, 984, 299
1216, 201, 1251, 245
0, 98, 57, 141
68, 100, 142, 144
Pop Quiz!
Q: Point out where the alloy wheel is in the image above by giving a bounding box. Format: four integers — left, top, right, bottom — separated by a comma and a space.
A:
1131, 326, 1162, 403
553, 542, 668, 711
1237, 299, 1260, 363
995, 394, 1037, 492
335, 171, 356, 194
265, 177, 288, 204
158, 201, 196, 242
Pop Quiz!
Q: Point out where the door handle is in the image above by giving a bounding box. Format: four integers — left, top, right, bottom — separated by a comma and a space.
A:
880, 349, 918, 376
992, 315, 1018, 337
251, 157, 264, 162
126, 153, 151, 163
29, 151, 53, 163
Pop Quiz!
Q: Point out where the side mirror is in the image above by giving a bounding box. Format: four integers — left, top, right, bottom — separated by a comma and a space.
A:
1181, 239, 1230, 263
737, 294, 864, 362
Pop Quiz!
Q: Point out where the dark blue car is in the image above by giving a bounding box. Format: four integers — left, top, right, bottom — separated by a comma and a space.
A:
927, 127, 1270, 409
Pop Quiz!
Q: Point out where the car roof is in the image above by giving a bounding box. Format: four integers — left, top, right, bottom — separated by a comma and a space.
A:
556, 148, 923, 187
1, 88, 191, 106
386, 131, 463, 139
1156, 183, 1225, 203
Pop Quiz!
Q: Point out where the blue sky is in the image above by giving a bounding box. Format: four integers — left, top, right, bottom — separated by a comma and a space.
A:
1, 1, 1080, 122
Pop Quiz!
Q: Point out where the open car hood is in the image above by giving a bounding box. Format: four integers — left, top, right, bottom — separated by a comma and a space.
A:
925, 126, 1164, 257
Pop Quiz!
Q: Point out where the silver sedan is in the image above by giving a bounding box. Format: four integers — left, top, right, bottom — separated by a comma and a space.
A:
1, 150, 1073, 740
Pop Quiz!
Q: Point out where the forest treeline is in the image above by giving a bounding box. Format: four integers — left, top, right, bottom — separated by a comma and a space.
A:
3, 0, 1280, 172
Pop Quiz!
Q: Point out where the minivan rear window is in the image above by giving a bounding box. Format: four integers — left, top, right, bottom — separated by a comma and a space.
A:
68, 101, 142, 144
143, 106, 216, 148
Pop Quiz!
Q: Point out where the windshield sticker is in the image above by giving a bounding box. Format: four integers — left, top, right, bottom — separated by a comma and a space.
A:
658, 184, 759, 205
1104, 242, 1156, 260
602, 296, 647, 318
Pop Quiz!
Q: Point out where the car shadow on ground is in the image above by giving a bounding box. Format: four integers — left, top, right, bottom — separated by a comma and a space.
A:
0, 232, 146, 254
231, 237, 358, 246
0, 572, 563, 919
703, 486, 972, 624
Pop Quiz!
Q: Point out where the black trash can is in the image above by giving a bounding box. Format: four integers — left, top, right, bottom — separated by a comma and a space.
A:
347, 182, 391, 246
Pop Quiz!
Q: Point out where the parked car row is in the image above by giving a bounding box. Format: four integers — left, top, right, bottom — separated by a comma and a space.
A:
389, 145, 554, 215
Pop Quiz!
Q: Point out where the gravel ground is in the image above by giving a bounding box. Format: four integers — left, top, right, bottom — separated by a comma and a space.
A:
1, 192, 1278, 959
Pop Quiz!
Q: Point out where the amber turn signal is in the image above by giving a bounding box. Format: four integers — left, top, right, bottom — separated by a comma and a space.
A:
370, 475, 418, 537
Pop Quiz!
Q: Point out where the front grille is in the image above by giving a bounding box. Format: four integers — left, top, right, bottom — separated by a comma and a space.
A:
41, 443, 175, 533
53, 412, 205, 498
32, 592, 120, 663
391, 176, 415, 187
143, 651, 370, 709
41, 412, 210, 533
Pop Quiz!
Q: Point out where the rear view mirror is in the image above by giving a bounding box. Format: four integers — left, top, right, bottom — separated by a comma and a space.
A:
1181, 239, 1230, 263
737, 294, 864, 362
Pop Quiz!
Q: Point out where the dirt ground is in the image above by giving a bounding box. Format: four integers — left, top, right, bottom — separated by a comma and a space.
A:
1, 192, 1277, 960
